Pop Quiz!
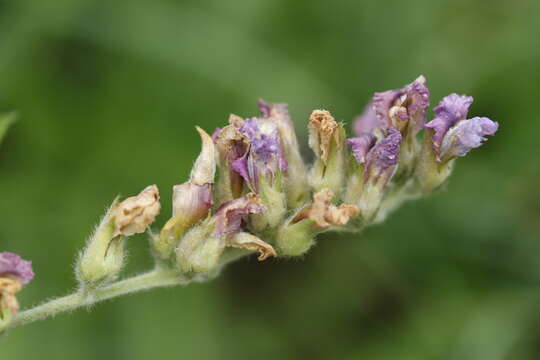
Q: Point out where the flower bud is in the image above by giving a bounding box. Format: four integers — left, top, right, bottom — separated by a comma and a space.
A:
77, 186, 160, 287
276, 189, 359, 256
0, 252, 34, 331
111, 185, 161, 237
174, 224, 224, 274
214, 121, 249, 203
76, 200, 125, 288
308, 110, 347, 198
418, 94, 498, 192
258, 99, 309, 207
176, 193, 274, 273
190, 127, 217, 186
155, 128, 215, 260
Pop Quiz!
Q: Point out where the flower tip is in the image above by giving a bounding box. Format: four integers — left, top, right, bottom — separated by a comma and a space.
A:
228, 114, 245, 128
309, 109, 341, 162
439, 116, 498, 160
191, 126, 217, 185
309, 109, 335, 125
0, 252, 34, 285
112, 185, 161, 237
257, 98, 271, 117
415, 74, 426, 84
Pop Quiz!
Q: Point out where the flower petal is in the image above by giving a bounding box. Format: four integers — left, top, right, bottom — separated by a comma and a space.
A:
292, 189, 359, 229
352, 102, 379, 136
440, 117, 498, 161
112, 185, 161, 237
227, 232, 277, 261
190, 127, 216, 186
308, 110, 341, 164
213, 193, 266, 236
364, 128, 402, 182
347, 134, 377, 164
0, 252, 34, 285
374, 76, 429, 132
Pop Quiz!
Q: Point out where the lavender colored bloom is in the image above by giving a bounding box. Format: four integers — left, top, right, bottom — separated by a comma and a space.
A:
257, 99, 308, 206
241, 118, 286, 168
0, 252, 34, 285
364, 128, 402, 182
348, 103, 381, 164
373, 76, 429, 133
425, 94, 497, 162
257, 100, 297, 160
439, 117, 499, 160
213, 194, 266, 236
353, 102, 379, 136
348, 77, 427, 164
232, 117, 287, 190
425, 93, 474, 154
347, 134, 377, 163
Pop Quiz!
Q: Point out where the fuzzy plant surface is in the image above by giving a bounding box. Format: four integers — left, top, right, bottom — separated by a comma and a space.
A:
0, 76, 498, 334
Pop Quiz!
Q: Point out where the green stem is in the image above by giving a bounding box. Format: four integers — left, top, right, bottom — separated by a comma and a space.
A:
8, 267, 187, 330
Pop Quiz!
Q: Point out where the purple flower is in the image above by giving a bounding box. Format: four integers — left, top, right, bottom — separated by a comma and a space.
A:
257, 99, 308, 207
241, 118, 287, 168
348, 77, 426, 165
257, 100, 299, 163
0, 252, 34, 285
364, 128, 402, 182
373, 76, 430, 133
213, 194, 266, 236
347, 134, 377, 164
425, 94, 473, 155
425, 94, 498, 162
353, 102, 379, 136
439, 117, 499, 160
232, 117, 287, 190
348, 103, 381, 164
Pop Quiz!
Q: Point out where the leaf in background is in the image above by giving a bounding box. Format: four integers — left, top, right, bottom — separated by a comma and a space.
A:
0, 112, 17, 147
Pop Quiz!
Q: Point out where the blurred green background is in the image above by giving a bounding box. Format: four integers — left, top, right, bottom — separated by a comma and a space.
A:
1, 0, 539, 358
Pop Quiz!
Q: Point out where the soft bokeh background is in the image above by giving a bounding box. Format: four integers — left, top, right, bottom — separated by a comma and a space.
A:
1, 0, 539, 358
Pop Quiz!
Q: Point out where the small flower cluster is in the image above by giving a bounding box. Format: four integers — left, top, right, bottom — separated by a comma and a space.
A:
156, 75, 497, 265
1, 76, 498, 330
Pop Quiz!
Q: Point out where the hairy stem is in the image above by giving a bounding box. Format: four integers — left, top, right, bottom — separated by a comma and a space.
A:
8, 267, 187, 330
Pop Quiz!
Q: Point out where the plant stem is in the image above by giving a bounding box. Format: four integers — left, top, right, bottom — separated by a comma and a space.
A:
8, 267, 187, 330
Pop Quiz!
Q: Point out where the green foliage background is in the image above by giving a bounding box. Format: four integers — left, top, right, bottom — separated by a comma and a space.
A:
1, 0, 539, 358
